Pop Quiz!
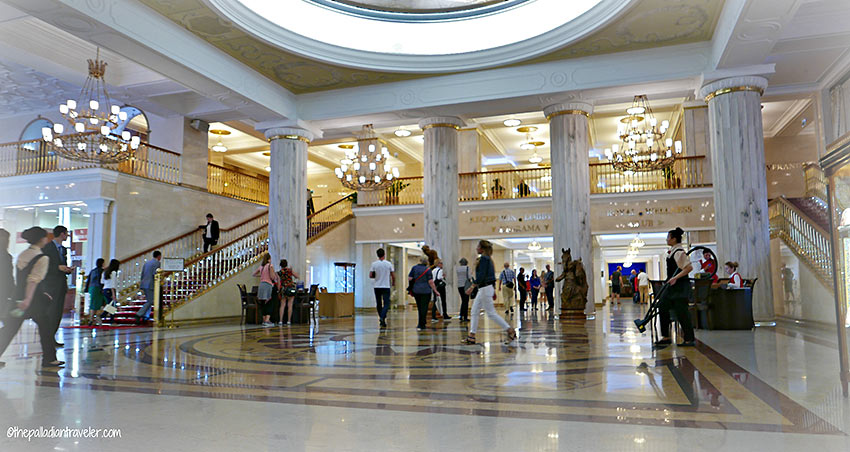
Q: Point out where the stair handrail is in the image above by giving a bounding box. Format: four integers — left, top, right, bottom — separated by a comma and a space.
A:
768, 196, 832, 283
115, 210, 268, 296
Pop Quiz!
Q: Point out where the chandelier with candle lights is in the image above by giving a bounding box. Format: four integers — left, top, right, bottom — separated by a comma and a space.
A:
607, 95, 682, 172
41, 49, 140, 163
335, 124, 399, 191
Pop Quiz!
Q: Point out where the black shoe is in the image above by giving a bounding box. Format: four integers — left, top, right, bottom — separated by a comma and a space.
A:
653, 339, 672, 347
510, 307, 514, 313
443, 315, 451, 320
54, 342, 64, 348
678, 341, 696, 347
380, 319, 387, 327
41, 360, 65, 368
505, 310, 509, 314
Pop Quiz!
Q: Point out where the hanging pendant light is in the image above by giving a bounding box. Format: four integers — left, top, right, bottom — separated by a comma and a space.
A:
43, 48, 140, 163
336, 125, 396, 191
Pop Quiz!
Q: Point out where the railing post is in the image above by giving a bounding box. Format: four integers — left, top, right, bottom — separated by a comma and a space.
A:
154, 269, 163, 328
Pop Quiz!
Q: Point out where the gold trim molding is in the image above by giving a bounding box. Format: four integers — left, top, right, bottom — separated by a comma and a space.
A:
421, 123, 461, 131
268, 134, 311, 144
546, 109, 591, 121
703, 86, 764, 103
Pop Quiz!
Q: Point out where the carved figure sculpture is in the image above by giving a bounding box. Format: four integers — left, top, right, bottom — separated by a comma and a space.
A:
555, 248, 588, 318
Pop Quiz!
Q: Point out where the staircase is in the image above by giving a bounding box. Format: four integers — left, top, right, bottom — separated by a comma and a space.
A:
101, 193, 355, 326
785, 196, 830, 231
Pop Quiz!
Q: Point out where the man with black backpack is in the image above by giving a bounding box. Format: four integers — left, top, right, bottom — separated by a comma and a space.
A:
0, 227, 63, 369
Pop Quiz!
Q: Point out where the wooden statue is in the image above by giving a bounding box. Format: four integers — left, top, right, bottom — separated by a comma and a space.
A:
555, 248, 588, 319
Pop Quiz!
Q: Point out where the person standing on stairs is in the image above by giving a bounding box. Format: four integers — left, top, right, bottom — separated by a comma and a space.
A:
84, 258, 105, 325
199, 213, 220, 253
135, 251, 162, 323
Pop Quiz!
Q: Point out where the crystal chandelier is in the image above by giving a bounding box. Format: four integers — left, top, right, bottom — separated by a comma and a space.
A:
42, 49, 140, 163
607, 95, 682, 172
335, 125, 399, 191
527, 240, 542, 251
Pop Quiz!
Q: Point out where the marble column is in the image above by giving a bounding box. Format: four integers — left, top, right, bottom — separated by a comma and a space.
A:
181, 118, 210, 189
699, 76, 774, 321
420, 116, 463, 313
545, 102, 594, 316
266, 127, 313, 280
85, 199, 112, 267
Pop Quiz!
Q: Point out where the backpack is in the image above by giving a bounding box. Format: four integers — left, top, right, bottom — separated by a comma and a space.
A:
13, 254, 48, 313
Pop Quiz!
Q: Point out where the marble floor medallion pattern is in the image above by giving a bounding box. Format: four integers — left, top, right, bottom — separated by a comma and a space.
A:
3, 304, 844, 440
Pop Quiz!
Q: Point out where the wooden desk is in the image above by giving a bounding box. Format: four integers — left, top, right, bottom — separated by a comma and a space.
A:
317, 292, 354, 318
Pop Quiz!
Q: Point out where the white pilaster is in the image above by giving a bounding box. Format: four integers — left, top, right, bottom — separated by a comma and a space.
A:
266, 127, 313, 280
85, 199, 112, 270
420, 116, 463, 314
699, 76, 774, 321
544, 102, 594, 315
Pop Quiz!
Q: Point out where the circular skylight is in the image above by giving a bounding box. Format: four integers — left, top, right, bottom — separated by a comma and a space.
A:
210, 0, 632, 73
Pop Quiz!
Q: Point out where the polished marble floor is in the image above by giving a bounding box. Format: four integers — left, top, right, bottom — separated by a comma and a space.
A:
0, 303, 849, 451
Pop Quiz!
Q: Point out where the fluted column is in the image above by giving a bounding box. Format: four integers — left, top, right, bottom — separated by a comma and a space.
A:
699, 76, 774, 321
545, 102, 594, 316
265, 127, 313, 279
420, 116, 463, 313
85, 199, 112, 265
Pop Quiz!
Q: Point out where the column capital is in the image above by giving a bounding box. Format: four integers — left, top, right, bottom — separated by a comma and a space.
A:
699, 76, 768, 103
265, 127, 313, 144
544, 102, 593, 120
419, 116, 464, 131
85, 199, 112, 214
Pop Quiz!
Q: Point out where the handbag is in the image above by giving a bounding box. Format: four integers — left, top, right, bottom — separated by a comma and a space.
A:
407, 267, 430, 296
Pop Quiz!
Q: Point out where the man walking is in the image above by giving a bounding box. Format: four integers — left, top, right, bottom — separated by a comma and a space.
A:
199, 213, 220, 253
135, 251, 162, 323
543, 264, 555, 311
42, 225, 72, 347
369, 248, 394, 327
637, 269, 650, 304
499, 262, 516, 315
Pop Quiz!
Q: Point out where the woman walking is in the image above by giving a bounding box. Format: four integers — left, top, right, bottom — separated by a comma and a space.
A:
277, 259, 299, 326
85, 258, 105, 325
431, 259, 450, 321
456, 258, 472, 321
0, 227, 63, 368
252, 253, 279, 327
463, 240, 516, 344
529, 269, 541, 311
409, 256, 438, 331
100, 259, 120, 323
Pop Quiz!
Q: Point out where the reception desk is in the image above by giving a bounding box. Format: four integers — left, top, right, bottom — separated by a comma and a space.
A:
697, 287, 755, 330
317, 292, 355, 318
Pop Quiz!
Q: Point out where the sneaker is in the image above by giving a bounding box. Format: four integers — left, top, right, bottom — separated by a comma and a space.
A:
41, 360, 65, 368
431, 318, 439, 323
262, 322, 274, 327
678, 341, 696, 347
416, 327, 425, 332
286, 321, 291, 326
443, 315, 451, 320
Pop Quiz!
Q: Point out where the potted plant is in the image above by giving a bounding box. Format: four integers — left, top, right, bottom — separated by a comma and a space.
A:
386, 180, 409, 204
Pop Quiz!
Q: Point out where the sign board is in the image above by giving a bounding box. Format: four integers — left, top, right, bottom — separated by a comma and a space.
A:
73, 228, 88, 242
161, 257, 185, 272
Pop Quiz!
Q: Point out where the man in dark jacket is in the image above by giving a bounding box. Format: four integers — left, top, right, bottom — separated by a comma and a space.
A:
0, 229, 12, 316
199, 213, 220, 253
42, 225, 72, 348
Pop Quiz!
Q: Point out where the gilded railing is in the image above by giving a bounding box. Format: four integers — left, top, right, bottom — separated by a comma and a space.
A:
356, 156, 708, 206
769, 196, 832, 284
159, 224, 269, 318
804, 163, 828, 203
0, 135, 180, 184
207, 163, 269, 206
116, 212, 269, 298
589, 156, 707, 194
158, 193, 355, 318
307, 193, 355, 242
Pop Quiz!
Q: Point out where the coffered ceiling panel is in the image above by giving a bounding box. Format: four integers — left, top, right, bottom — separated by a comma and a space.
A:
138, 0, 725, 94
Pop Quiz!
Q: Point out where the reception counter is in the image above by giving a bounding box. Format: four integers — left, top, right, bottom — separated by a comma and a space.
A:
696, 287, 755, 330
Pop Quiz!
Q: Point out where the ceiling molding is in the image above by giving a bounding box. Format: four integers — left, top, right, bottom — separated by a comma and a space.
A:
764, 98, 811, 138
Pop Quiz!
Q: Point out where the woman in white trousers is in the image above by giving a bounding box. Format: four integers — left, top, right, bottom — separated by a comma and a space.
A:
464, 240, 517, 344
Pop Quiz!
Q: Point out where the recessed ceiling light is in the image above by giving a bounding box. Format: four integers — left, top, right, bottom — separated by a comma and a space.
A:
44, 209, 57, 213
503, 119, 521, 127
394, 129, 412, 137
338, 144, 355, 149
263, 151, 270, 156
516, 126, 538, 133
264, 166, 271, 172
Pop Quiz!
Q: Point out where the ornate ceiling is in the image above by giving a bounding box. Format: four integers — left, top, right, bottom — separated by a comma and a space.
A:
325, 0, 515, 13
138, 0, 724, 94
